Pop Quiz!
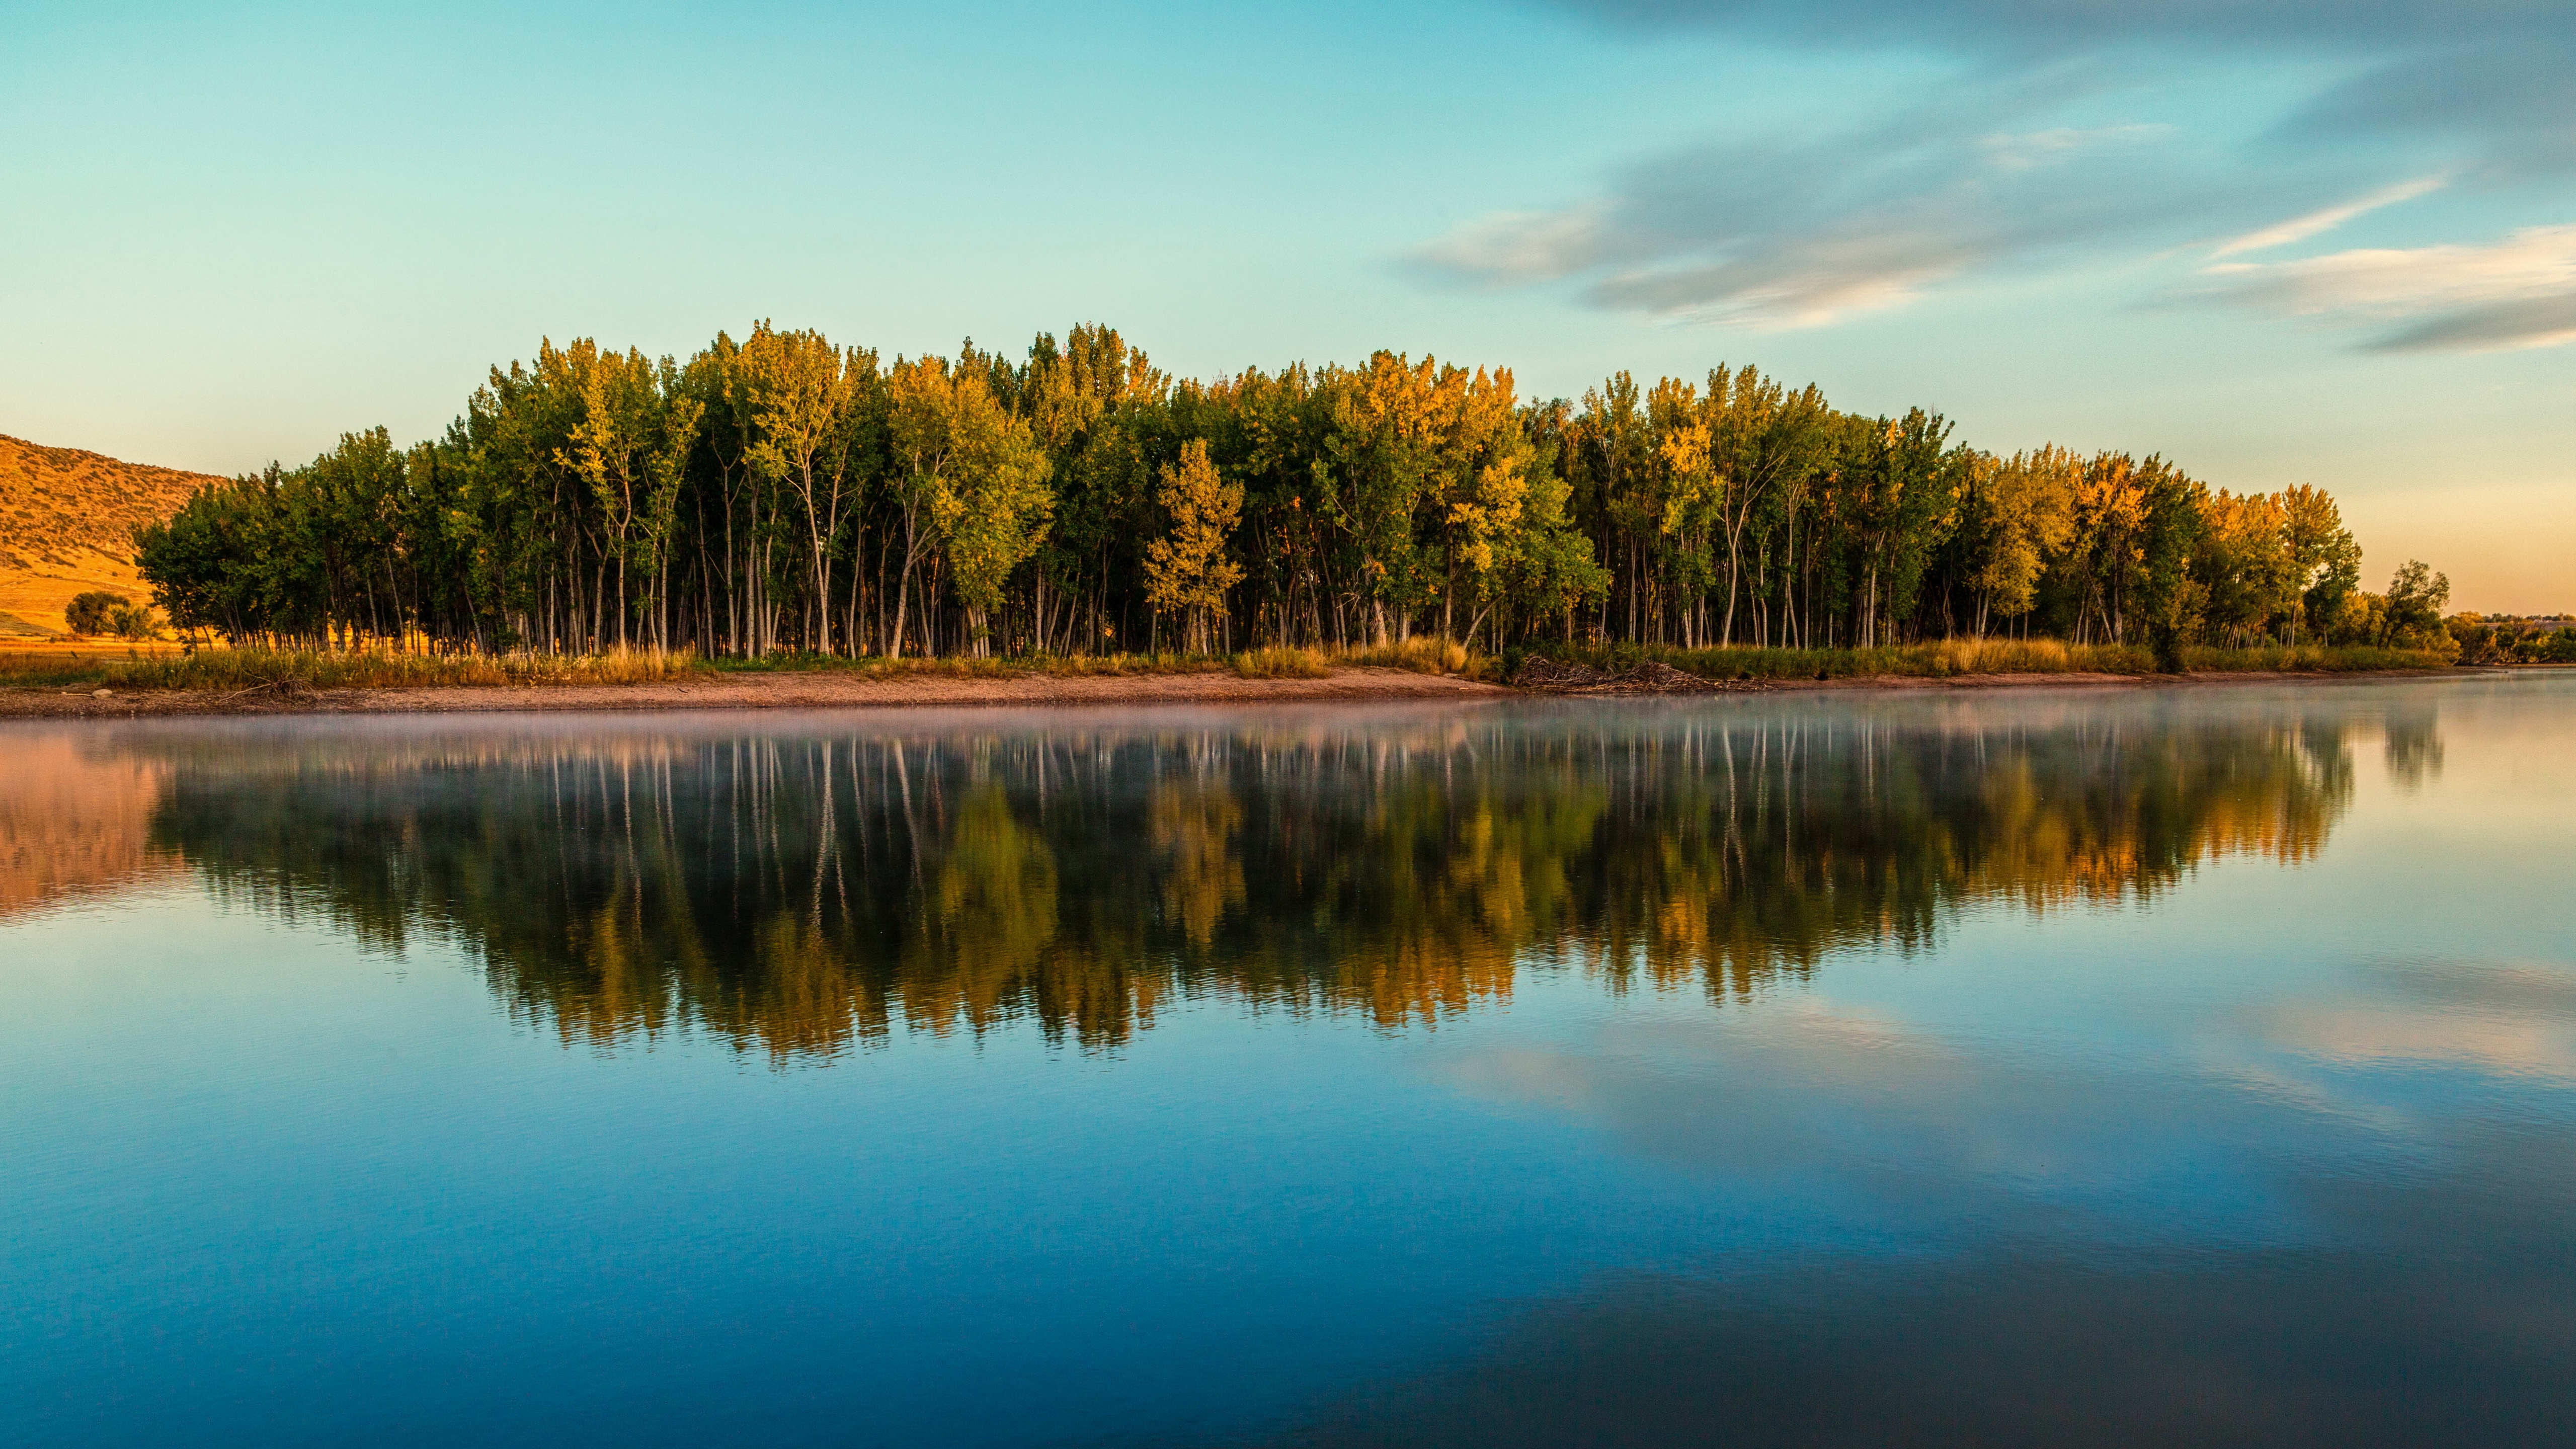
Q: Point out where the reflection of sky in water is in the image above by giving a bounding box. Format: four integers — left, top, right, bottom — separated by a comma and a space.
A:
4, 676, 2572, 1447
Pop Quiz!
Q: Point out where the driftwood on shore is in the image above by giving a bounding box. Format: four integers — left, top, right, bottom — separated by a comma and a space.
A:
1511, 656, 1766, 695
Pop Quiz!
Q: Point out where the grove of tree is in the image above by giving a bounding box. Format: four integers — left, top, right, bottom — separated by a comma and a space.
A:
133, 323, 2451, 659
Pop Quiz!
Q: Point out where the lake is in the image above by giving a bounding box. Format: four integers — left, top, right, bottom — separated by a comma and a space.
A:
6, 677, 2574, 1447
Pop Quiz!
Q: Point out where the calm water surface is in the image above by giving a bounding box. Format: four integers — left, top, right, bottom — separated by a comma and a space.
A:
6, 678, 2574, 1446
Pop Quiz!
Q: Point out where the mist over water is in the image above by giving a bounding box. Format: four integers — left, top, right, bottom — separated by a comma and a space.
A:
5, 679, 2572, 1446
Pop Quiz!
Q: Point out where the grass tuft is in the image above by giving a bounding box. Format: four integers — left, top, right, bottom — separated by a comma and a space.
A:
1340, 636, 1486, 677
1232, 646, 1333, 679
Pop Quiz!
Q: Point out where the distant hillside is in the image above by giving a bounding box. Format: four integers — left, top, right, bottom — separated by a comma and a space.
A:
0, 434, 227, 635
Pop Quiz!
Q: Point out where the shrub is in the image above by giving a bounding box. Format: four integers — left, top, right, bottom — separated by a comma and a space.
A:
64, 591, 131, 636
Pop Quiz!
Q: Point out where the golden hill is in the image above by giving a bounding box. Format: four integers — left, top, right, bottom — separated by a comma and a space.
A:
0, 434, 226, 636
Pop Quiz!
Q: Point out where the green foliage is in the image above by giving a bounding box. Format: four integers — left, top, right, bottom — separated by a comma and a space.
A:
64, 590, 131, 635
109, 602, 159, 639
884, 349, 1055, 657
2180, 643, 2451, 672
2445, 615, 2575, 666
127, 321, 2440, 665
2380, 559, 2453, 653
1144, 440, 1244, 653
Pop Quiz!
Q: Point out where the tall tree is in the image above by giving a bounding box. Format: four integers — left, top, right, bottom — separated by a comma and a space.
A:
1142, 440, 1244, 654
740, 323, 872, 654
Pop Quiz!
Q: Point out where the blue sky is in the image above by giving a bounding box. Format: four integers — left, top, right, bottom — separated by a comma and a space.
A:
4, 0, 2569, 608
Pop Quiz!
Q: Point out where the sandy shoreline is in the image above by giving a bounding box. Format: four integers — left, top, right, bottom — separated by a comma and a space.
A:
0, 664, 2494, 720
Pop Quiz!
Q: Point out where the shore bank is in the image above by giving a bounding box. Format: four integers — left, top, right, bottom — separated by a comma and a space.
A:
0, 665, 1509, 718
0, 664, 2500, 720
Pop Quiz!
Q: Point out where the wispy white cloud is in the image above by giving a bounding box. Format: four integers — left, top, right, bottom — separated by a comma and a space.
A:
1558, 0, 2549, 50
1415, 202, 1613, 282
1561, 2, 2576, 183
1978, 122, 2170, 173
2211, 175, 2446, 258
1410, 110, 2295, 329
2193, 224, 2576, 352
1423, 2, 2573, 341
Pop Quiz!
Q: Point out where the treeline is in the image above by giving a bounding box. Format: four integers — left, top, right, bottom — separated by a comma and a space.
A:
2452, 616, 2576, 666
136, 322, 2441, 660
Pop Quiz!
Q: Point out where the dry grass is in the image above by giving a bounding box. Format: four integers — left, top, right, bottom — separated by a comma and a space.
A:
718, 651, 1232, 680
0, 547, 162, 640
1339, 636, 1488, 677
1231, 646, 1334, 679
2179, 643, 2452, 672
1, 434, 223, 634
0, 435, 217, 572
1541, 641, 1996, 681
1, 646, 711, 692
1, 645, 1255, 693
1547, 637, 2450, 682
729, 640, 1491, 681
0, 635, 2456, 696
1927, 637, 2147, 674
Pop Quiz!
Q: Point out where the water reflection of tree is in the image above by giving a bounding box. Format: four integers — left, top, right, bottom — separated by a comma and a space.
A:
2382, 701, 2444, 791
143, 702, 2360, 1057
